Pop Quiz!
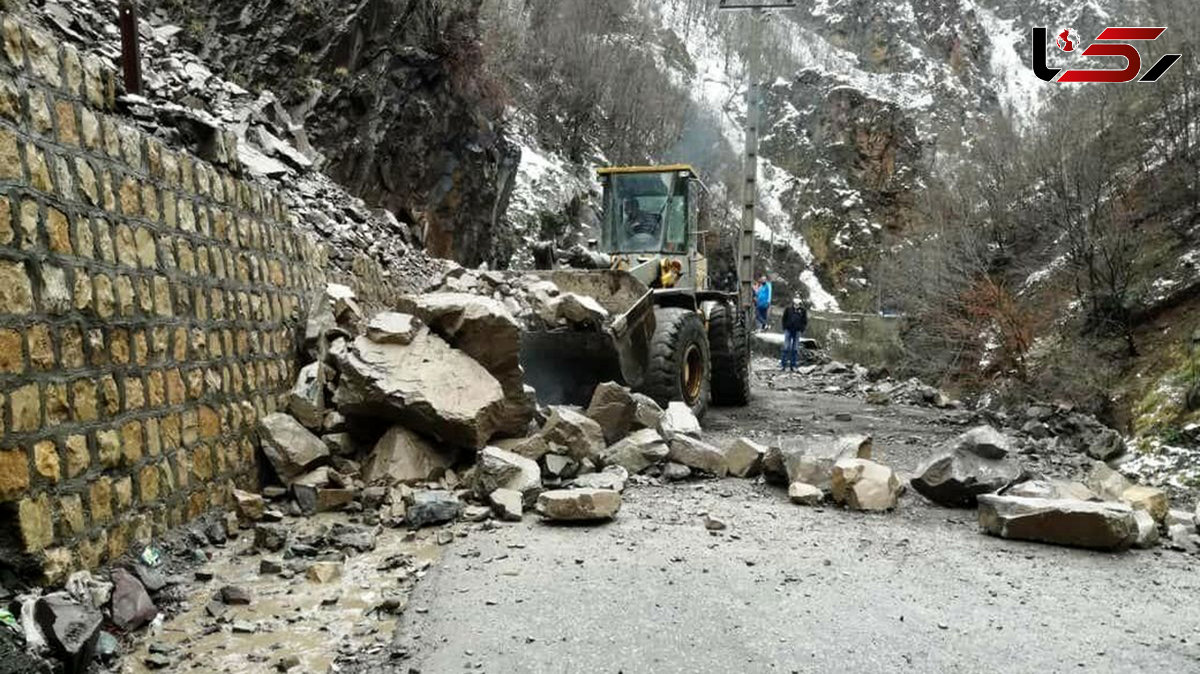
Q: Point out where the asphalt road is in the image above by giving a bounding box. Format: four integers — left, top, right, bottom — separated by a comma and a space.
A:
386, 369, 1200, 674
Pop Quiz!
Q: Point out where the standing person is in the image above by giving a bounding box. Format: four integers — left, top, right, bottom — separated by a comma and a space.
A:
755, 274, 772, 331
780, 296, 808, 371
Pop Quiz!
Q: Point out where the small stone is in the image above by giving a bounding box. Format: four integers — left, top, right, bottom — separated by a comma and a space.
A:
703, 515, 726, 531
259, 559, 283, 575
788, 482, 824, 505
306, 561, 343, 583
219, 585, 252, 605
489, 488, 523, 521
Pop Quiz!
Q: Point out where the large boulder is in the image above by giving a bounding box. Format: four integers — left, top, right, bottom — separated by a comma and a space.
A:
258, 413, 330, 485
396, 294, 533, 436
109, 568, 157, 631
1120, 485, 1169, 524
952, 425, 1013, 459
780, 434, 873, 491
1005, 480, 1097, 501
474, 447, 542, 505
659, 402, 701, 440
911, 441, 1023, 508
362, 425, 455, 486
600, 428, 669, 474
586, 382, 637, 444
35, 592, 102, 669
831, 459, 901, 511
541, 407, 606, 462
1132, 510, 1160, 549
287, 362, 326, 430
725, 438, 766, 478
631, 393, 664, 430
976, 495, 1137, 551
536, 488, 621, 522
334, 330, 508, 449
667, 435, 728, 477
1084, 461, 1131, 501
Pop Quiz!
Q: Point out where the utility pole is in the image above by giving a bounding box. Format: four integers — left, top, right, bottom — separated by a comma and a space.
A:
717, 0, 796, 333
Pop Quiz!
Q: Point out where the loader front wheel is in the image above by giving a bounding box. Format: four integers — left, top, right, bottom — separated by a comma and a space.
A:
643, 308, 710, 419
708, 302, 750, 406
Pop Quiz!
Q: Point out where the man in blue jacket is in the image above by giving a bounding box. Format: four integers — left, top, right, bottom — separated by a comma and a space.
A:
754, 274, 772, 331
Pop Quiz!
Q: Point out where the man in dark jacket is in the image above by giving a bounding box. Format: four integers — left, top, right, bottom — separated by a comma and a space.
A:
780, 296, 808, 371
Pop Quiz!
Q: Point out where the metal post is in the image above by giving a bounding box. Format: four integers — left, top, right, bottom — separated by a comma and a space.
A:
119, 0, 142, 95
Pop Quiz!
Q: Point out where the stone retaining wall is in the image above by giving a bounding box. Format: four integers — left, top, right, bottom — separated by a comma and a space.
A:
0, 14, 326, 583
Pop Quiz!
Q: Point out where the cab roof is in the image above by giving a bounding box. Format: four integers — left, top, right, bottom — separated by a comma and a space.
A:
596, 164, 695, 176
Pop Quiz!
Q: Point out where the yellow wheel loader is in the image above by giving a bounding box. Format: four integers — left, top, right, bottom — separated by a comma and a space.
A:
520, 165, 751, 417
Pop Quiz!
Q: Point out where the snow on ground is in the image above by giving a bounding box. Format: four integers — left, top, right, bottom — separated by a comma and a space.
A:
971, 3, 1047, 129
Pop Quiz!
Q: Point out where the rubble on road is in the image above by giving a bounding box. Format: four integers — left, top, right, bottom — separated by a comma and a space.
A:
768, 434, 873, 491
667, 435, 729, 477
659, 402, 702, 441
911, 425, 1023, 507
831, 459, 901, 511
977, 495, 1138, 551
788, 482, 824, 505
537, 489, 622, 522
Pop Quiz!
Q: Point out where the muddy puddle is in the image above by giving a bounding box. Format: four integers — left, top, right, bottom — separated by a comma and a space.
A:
122, 513, 442, 673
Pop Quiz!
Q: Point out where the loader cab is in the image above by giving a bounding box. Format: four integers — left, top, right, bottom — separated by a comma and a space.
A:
598, 165, 700, 256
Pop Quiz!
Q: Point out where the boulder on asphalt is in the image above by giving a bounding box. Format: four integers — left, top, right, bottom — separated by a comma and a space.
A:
334, 330, 508, 449
287, 362, 326, 430
631, 393, 665, 431
911, 445, 1022, 508
600, 428, 669, 474
1005, 480, 1097, 501
659, 402, 701, 440
233, 489, 265, 522
788, 482, 824, 506
110, 568, 157, 631
489, 488, 523, 521
726, 438, 766, 478
1084, 461, 1131, 501
952, 425, 1013, 459
258, 413, 330, 485
363, 425, 455, 486
667, 435, 728, 477
473, 446, 542, 505
405, 490, 463, 528
366, 312, 421, 345
35, 592, 101, 668
780, 434, 873, 491
586, 382, 637, 444
1120, 485, 1169, 524
541, 407, 606, 462
536, 488, 621, 522
572, 466, 629, 493
1132, 510, 1159, 549
831, 459, 901, 511
976, 495, 1137, 551
396, 293, 533, 436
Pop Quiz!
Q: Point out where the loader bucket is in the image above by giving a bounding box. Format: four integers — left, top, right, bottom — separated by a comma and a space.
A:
519, 270, 656, 406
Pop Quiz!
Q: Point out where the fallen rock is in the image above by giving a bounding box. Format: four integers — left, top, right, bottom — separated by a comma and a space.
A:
219, 585, 252, 605
659, 402, 701, 440
473, 446, 542, 504
831, 459, 901, 511
600, 428, 669, 474
294, 486, 355, 514
953, 425, 1013, 459
586, 382, 637, 444
1132, 510, 1159, 549
1164, 508, 1195, 529
1084, 462, 1131, 501
258, 413, 330, 485
326, 283, 362, 325
1120, 485, 1169, 524
366, 312, 421, 345
725, 438, 766, 478
667, 435, 728, 477
1167, 523, 1200, 552
363, 425, 455, 486
233, 490, 266, 522
1005, 480, 1097, 501
405, 490, 462, 528
35, 592, 101, 669
536, 488, 621, 522
254, 523, 288, 551
287, 362, 326, 430
788, 482, 824, 505
977, 495, 1137, 551
911, 446, 1022, 508
661, 462, 691, 481
572, 466, 629, 493
631, 393, 665, 430
494, 435, 552, 462
1085, 427, 1125, 461
780, 434, 872, 491
557, 293, 609, 325
541, 407, 606, 462
489, 488, 524, 521
334, 331, 507, 449
110, 568, 156, 631
542, 454, 579, 480
306, 562, 343, 583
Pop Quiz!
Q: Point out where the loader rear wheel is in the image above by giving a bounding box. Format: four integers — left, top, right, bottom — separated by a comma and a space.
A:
708, 302, 750, 406
643, 307, 710, 419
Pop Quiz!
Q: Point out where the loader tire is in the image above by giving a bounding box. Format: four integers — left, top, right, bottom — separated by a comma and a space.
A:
708, 302, 750, 406
642, 307, 710, 419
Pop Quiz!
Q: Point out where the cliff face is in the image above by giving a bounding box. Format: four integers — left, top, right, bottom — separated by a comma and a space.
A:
163, 0, 518, 267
